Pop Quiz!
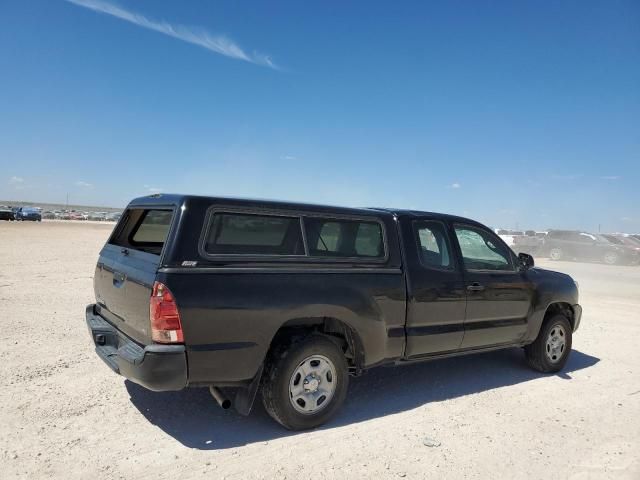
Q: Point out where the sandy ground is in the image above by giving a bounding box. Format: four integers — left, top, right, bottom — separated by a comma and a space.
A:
1, 221, 639, 479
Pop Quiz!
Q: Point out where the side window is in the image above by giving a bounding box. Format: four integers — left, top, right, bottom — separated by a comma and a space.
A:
203, 213, 304, 256
578, 233, 596, 243
414, 220, 453, 269
304, 217, 384, 258
454, 225, 514, 271
109, 208, 174, 255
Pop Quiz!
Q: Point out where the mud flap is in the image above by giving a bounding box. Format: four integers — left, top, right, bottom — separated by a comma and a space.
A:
234, 364, 264, 416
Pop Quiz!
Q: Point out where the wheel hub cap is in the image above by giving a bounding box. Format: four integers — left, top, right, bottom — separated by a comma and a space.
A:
289, 354, 337, 415
545, 324, 566, 363
303, 375, 320, 393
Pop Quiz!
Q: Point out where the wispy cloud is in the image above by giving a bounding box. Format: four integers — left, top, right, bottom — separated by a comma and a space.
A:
9, 176, 24, 185
601, 175, 620, 180
281, 155, 297, 161
551, 174, 583, 180
64, 0, 278, 69
76, 180, 93, 188
449, 182, 461, 189
144, 185, 162, 193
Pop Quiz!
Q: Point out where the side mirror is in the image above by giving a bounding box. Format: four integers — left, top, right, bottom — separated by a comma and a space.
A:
518, 252, 534, 269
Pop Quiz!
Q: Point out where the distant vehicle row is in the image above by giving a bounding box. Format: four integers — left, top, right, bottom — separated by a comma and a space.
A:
0, 206, 121, 222
497, 228, 640, 265
541, 230, 640, 265
40, 210, 122, 221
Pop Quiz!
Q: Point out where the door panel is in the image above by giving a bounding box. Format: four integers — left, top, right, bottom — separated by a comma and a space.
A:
461, 271, 534, 347
453, 224, 534, 348
402, 218, 466, 357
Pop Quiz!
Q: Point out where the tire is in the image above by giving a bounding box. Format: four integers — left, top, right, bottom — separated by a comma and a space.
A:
525, 314, 572, 373
603, 251, 618, 265
549, 248, 563, 261
261, 335, 349, 430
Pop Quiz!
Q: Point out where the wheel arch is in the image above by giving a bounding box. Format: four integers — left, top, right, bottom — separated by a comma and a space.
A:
543, 302, 576, 330
266, 316, 366, 375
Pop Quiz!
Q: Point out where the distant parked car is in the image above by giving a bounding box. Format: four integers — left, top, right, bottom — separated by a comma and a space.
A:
495, 229, 523, 247
601, 234, 640, 252
631, 234, 640, 243
15, 207, 42, 222
0, 207, 15, 221
88, 212, 107, 221
495, 229, 542, 255
541, 230, 639, 265
69, 212, 86, 221
511, 230, 543, 254
105, 212, 122, 222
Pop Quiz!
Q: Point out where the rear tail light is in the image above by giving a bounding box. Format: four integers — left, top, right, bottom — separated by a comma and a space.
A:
150, 281, 184, 343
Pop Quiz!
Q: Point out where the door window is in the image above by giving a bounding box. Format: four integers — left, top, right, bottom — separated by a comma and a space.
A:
454, 225, 514, 271
414, 221, 453, 269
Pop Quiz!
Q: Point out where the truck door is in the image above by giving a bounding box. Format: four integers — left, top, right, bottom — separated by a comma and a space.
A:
452, 224, 533, 348
401, 217, 466, 358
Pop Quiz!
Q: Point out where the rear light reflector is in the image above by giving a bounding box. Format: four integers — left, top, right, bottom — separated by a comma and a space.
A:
150, 281, 184, 343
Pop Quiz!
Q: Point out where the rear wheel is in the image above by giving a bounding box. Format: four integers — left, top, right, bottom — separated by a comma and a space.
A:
525, 314, 572, 373
549, 248, 563, 261
261, 335, 349, 430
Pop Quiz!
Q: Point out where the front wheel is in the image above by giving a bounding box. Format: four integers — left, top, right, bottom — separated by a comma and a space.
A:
603, 251, 618, 265
549, 248, 563, 261
261, 335, 349, 430
525, 314, 572, 373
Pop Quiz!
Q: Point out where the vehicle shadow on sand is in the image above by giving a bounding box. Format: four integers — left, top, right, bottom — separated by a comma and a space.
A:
126, 348, 599, 450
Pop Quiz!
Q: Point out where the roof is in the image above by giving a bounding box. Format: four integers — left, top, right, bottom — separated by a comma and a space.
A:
372, 207, 486, 227
128, 193, 483, 225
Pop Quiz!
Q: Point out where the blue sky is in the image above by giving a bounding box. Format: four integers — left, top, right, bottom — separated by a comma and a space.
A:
0, 1, 638, 232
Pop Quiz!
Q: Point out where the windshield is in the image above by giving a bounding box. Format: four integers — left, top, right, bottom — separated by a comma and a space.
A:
602, 235, 623, 245
594, 234, 614, 244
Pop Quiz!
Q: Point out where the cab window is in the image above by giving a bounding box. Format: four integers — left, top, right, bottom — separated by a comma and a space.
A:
414, 220, 453, 270
454, 225, 514, 271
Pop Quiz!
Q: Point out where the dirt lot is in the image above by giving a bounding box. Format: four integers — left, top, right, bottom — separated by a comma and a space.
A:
1, 221, 639, 479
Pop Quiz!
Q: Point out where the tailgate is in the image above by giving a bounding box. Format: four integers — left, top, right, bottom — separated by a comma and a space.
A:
94, 208, 175, 345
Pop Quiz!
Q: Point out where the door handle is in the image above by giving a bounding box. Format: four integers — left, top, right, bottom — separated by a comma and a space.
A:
467, 282, 485, 292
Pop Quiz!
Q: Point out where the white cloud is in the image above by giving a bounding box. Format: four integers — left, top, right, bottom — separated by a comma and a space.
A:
450, 182, 461, 189
64, 0, 277, 69
281, 155, 297, 161
9, 176, 24, 185
144, 185, 162, 193
601, 175, 620, 180
76, 180, 93, 188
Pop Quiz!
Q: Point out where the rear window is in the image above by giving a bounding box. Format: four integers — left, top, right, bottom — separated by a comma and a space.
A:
203, 213, 305, 255
304, 217, 384, 258
109, 208, 174, 255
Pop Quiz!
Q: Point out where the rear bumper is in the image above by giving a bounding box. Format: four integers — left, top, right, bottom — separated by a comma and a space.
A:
572, 304, 582, 332
85, 304, 187, 391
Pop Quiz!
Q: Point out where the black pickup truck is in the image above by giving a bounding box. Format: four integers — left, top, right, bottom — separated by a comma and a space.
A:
86, 194, 582, 430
